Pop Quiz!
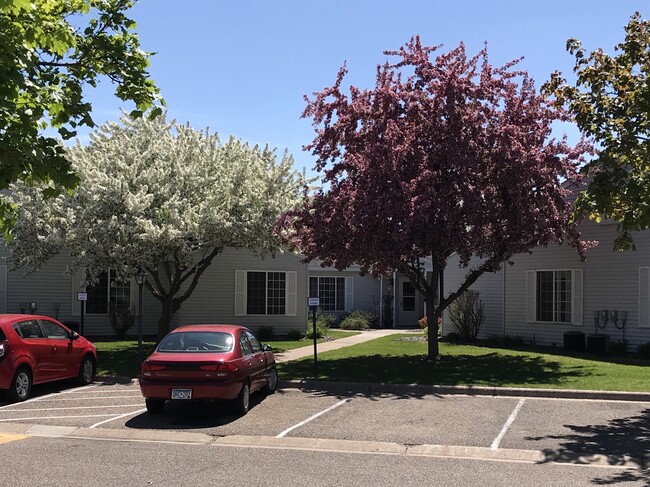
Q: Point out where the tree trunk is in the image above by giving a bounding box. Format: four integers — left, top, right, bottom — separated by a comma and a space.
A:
426, 295, 440, 359
156, 299, 179, 342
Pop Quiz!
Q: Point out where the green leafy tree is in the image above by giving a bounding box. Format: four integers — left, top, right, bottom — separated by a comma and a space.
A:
545, 12, 649, 250
0, 0, 162, 237
5, 114, 305, 340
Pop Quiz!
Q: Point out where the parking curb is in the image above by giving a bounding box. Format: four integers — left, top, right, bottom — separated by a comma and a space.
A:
279, 379, 650, 402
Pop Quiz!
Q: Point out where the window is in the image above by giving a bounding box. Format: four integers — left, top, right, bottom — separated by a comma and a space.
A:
246, 271, 286, 315
536, 270, 572, 323
40, 320, 69, 339
239, 333, 253, 355
402, 281, 416, 311
527, 269, 581, 324
245, 331, 262, 352
86, 271, 131, 314
309, 277, 345, 311
14, 320, 44, 339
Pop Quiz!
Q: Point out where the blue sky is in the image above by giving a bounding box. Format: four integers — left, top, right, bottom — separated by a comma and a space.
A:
85, 0, 646, 175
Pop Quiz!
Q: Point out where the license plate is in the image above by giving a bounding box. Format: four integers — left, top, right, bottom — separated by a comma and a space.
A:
171, 388, 192, 400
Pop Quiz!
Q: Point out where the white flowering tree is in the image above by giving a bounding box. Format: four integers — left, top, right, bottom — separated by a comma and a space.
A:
6, 114, 305, 339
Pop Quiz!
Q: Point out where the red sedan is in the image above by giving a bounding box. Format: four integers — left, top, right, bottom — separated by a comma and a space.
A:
0, 314, 97, 401
139, 324, 278, 415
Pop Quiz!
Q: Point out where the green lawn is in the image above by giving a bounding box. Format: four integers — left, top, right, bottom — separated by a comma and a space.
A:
277, 334, 650, 392
94, 330, 361, 378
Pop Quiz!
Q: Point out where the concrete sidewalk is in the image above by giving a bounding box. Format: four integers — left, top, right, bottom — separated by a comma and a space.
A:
273, 329, 413, 363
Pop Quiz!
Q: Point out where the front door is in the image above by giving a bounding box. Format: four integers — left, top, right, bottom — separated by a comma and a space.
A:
397, 279, 420, 327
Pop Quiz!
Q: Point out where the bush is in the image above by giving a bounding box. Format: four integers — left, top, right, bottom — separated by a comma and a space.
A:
608, 339, 629, 356
445, 331, 462, 342
256, 325, 275, 342
108, 302, 135, 339
340, 309, 377, 330
286, 329, 303, 341
637, 342, 650, 359
304, 322, 327, 339
448, 290, 484, 342
503, 334, 526, 347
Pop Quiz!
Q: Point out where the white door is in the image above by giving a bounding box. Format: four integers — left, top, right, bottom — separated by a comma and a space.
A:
397, 278, 420, 327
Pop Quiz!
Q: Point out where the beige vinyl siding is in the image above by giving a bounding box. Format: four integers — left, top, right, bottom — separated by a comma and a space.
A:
179, 248, 307, 336
442, 255, 505, 338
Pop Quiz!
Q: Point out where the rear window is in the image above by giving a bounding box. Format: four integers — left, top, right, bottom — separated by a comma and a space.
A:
157, 331, 234, 353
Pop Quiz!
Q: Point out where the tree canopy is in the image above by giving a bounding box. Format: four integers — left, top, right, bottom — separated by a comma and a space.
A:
278, 37, 593, 359
0, 0, 162, 237
6, 114, 305, 339
544, 12, 649, 251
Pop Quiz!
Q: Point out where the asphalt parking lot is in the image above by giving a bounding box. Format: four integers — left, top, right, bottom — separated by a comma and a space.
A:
1, 379, 648, 469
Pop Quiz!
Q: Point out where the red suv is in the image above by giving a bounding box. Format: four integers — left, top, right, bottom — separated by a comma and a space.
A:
0, 314, 97, 401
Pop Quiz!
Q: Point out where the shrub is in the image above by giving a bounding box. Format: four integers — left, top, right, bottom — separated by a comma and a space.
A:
108, 302, 135, 340
418, 316, 427, 329
608, 339, 629, 356
503, 334, 526, 347
340, 309, 377, 330
256, 325, 275, 342
485, 334, 504, 347
445, 331, 462, 342
448, 290, 484, 342
304, 322, 327, 339
307, 309, 336, 329
286, 329, 303, 341
637, 342, 650, 359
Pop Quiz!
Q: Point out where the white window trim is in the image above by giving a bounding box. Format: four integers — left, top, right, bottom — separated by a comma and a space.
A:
308, 275, 354, 312
83, 270, 133, 316
235, 270, 297, 317
526, 269, 583, 325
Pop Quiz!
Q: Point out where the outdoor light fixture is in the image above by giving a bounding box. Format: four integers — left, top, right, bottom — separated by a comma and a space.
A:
29, 302, 37, 313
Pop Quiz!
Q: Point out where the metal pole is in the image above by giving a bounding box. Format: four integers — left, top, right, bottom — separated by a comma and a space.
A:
137, 280, 143, 366
312, 306, 318, 377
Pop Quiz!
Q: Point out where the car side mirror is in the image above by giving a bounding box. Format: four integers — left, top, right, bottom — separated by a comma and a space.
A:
262, 344, 273, 352
70, 331, 80, 341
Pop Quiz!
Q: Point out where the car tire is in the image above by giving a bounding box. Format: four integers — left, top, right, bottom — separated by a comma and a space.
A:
145, 398, 165, 414
234, 382, 250, 415
263, 366, 278, 395
9, 367, 32, 402
78, 355, 95, 385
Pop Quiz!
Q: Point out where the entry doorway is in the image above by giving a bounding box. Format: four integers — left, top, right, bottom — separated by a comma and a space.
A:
397, 278, 421, 327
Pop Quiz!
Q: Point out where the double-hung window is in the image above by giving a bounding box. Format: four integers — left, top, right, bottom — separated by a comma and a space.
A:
309, 277, 345, 311
526, 269, 583, 325
235, 270, 297, 316
247, 271, 286, 315
86, 270, 131, 314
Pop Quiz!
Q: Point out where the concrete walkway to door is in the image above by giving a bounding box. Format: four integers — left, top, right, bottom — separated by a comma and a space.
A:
273, 329, 416, 363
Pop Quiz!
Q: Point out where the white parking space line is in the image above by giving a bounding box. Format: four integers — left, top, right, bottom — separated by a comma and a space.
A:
0, 404, 144, 413
0, 384, 100, 411
276, 397, 353, 438
0, 414, 120, 422
491, 398, 526, 450
89, 409, 147, 428
24, 395, 142, 402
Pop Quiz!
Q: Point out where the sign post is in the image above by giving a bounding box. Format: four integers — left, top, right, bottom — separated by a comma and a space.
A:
308, 297, 320, 377
77, 292, 87, 335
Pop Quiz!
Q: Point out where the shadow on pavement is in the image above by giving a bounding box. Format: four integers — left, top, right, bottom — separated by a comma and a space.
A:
527, 408, 650, 485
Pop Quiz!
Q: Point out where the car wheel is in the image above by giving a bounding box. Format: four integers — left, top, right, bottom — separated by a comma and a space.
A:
145, 398, 165, 414
9, 367, 32, 402
78, 356, 95, 385
235, 382, 250, 415
263, 366, 278, 395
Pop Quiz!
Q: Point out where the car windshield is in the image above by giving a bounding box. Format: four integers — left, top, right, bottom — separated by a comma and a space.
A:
157, 331, 234, 353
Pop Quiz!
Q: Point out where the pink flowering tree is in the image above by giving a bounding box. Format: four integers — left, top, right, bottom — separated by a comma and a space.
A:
278, 38, 594, 359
